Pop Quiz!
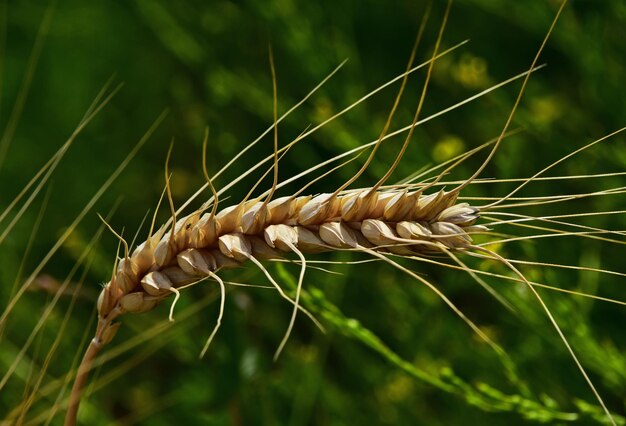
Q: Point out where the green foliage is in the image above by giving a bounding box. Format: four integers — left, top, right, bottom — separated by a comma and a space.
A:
1, 0, 626, 425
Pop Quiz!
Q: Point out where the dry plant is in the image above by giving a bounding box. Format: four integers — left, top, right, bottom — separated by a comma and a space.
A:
1, 0, 625, 425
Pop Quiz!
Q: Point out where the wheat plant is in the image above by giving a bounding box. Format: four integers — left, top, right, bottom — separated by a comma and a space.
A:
1, 0, 625, 425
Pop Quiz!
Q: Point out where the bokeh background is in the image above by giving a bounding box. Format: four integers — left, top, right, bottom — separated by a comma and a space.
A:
1, 0, 626, 424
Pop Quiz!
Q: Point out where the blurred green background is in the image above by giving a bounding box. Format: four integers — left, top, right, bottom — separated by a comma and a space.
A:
1, 0, 626, 424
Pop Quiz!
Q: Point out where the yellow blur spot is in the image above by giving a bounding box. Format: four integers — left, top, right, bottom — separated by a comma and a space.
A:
170, 168, 194, 198
432, 135, 465, 163
487, 242, 503, 255
378, 375, 414, 403
452, 53, 490, 89
529, 96, 562, 125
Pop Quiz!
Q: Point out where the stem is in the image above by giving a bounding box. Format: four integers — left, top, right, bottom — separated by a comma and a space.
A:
64, 337, 101, 426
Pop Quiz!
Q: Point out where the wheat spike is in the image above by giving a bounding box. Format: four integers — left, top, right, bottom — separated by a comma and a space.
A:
99, 186, 478, 318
